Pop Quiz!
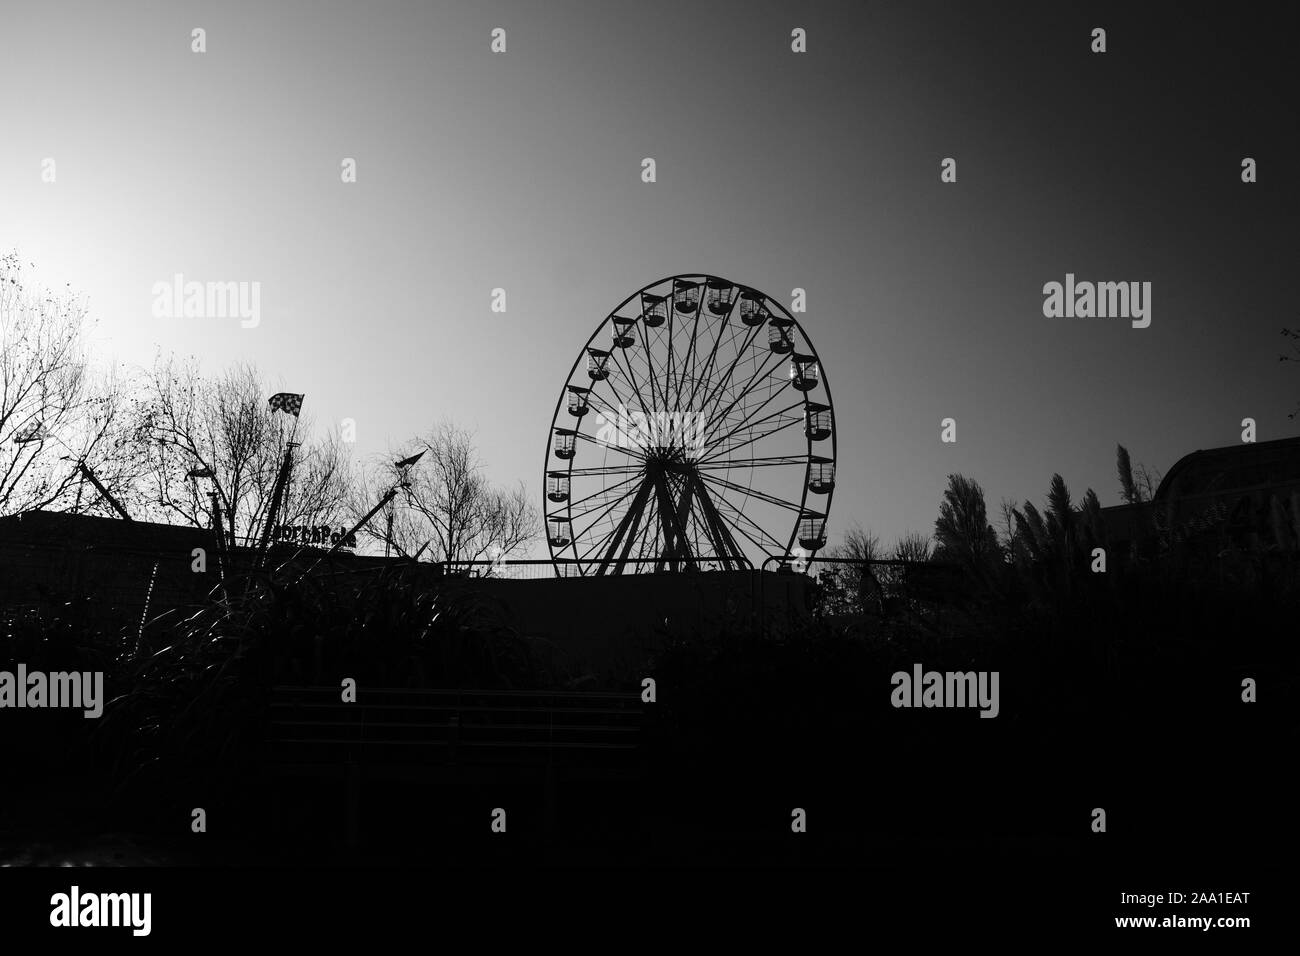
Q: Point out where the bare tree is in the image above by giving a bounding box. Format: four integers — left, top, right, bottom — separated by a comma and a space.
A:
894, 532, 931, 563
356, 421, 537, 563
136, 356, 351, 544
816, 521, 883, 615
278, 430, 352, 534
997, 497, 1021, 557
0, 253, 145, 517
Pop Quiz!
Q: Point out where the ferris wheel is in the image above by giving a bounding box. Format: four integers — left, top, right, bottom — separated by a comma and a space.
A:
543, 274, 836, 575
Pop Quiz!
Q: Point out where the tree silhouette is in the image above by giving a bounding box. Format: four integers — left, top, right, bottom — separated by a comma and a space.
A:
1011, 474, 1106, 602
1116, 444, 1159, 504
0, 253, 144, 516
818, 522, 883, 615
894, 532, 931, 563
932, 474, 1000, 581
354, 421, 537, 564
136, 356, 351, 545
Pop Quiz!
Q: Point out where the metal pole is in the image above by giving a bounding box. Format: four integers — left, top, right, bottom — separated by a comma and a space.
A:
208, 491, 226, 581
256, 442, 298, 565
297, 485, 401, 582
77, 461, 132, 521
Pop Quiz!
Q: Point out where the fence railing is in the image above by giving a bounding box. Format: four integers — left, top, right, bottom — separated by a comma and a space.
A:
268, 684, 646, 768
438, 557, 747, 579
268, 684, 646, 846
266, 553, 956, 589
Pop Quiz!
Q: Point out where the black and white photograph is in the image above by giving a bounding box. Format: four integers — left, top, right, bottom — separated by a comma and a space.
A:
0, 0, 1293, 941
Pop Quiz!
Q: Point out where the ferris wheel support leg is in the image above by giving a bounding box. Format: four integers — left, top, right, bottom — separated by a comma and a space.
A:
693, 476, 747, 571
651, 469, 697, 572
598, 475, 653, 576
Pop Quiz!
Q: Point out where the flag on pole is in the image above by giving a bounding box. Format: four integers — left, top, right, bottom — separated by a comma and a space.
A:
12, 420, 47, 444
268, 393, 304, 417
394, 450, 426, 470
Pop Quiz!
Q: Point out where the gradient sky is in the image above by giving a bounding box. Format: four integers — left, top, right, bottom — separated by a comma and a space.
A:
2, 0, 1296, 554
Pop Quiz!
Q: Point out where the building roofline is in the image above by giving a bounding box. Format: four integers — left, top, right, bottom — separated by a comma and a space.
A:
1153, 435, 1300, 503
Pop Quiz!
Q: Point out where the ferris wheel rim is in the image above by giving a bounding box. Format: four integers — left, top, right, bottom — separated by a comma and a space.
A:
541, 273, 836, 575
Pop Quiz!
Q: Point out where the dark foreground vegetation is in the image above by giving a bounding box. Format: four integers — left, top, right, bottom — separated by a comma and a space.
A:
2, 497, 1294, 869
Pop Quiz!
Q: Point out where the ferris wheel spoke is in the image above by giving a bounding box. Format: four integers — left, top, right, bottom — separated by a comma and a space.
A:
596, 366, 635, 419
708, 490, 787, 545
685, 304, 738, 414
698, 471, 805, 513
705, 386, 801, 450
581, 389, 628, 423
570, 478, 647, 542
704, 412, 805, 466
706, 493, 788, 555
669, 291, 703, 415
566, 464, 646, 477
581, 390, 647, 442
565, 471, 643, 510
664, 293, 678, 422
694, 454, 809, 471
693, 320, 766, 426
673, 293, 705, 413
631, 334, 670, 400
635, 319, 670, 412
702, 347, 789, 437
699, 413, 805, 466
573, 428, 647, 462
607, 344, 654, 421
702, 396, 803, 457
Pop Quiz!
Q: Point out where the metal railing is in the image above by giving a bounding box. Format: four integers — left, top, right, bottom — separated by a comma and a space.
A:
269, 684, 645, 766
268, 684, 646, 846
438, 557, 746, 579
267, 553, 958, 590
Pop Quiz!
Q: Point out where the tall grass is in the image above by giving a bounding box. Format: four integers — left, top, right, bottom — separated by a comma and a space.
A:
89, 560, 552, 830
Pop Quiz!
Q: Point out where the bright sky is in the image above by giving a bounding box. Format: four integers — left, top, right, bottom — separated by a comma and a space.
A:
2, 0, 1296, 556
